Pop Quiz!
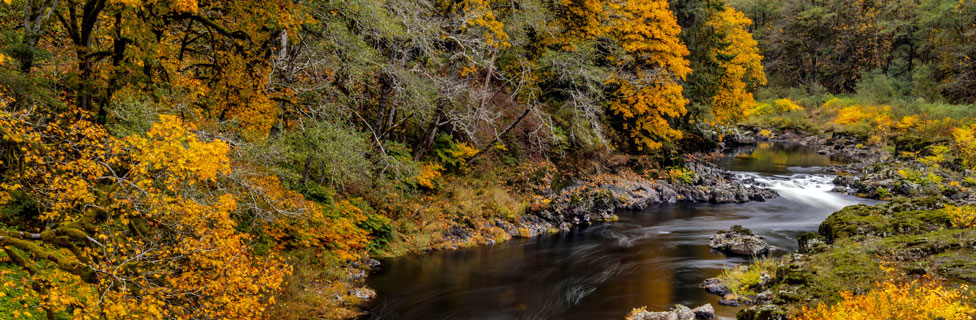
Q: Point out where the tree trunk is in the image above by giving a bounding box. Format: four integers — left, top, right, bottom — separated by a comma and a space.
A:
467, 107, 531, 165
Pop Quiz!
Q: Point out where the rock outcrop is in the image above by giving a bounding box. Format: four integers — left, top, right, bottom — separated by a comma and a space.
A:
627, 304, 715, 320
708, 225, 771, 256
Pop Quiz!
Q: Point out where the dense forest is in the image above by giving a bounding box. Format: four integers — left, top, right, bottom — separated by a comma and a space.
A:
0, 0, 975, 319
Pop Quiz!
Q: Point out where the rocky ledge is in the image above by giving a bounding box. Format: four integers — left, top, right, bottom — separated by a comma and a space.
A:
709, 225, 771, 257
529, 161, 778, 232
627, 304, 716, 320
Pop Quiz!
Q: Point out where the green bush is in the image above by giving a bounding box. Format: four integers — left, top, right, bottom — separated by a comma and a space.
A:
276, 119, 374, 190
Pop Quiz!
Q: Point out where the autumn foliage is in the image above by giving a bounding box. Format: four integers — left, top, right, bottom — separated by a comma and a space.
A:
706, 6, 766, 124
798, 276, 975, 320
0, 110, 298, 318
0, 99, 378, 318
605, 0, 691, 150
3, 0, 972, 318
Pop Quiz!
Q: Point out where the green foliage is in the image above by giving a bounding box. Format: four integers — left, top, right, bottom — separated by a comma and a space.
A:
897, 168, 926, 185
874, 187, 891, 199
353, 201, 393, 251
105, 95, 159, 138
0, 266, 45, 320
277, 119, 373, 191
754, 0, 976, 103
666, 166, 696, 184
0, 189, 40, 230
854, 72, 904, 105
434, 133, 478, 171
963, 177, 976, 187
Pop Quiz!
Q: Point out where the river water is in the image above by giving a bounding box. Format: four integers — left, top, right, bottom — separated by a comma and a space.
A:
364, 143, 881, 320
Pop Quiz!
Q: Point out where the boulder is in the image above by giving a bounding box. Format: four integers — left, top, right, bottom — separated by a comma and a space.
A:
717, 298, 741, 306
832, 174, 858, 187
710, 189, 735, 203
699, 278, 731, 296
628, 304, 716, 320
709, 225, 771, 256
692, 304, 715, 320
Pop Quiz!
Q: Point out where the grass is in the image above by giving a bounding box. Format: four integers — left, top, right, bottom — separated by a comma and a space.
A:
369, 170, 531, 257
719, 257, 779, 297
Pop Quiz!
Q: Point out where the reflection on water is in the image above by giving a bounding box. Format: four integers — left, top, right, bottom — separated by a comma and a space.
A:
715, 142, 845, 175
364, 144, 879, 320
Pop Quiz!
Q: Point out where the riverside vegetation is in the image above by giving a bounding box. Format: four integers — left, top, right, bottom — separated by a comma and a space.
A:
0, 0, 974, 319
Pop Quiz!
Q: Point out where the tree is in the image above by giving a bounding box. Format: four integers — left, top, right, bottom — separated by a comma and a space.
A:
605, 0, 692, 151
0, 110, 297, 319
706, 6, 766, 124
765, 0, 889, 92
668, 0, 724, 120
3, 0, 300, 135
917, 0, 976, 103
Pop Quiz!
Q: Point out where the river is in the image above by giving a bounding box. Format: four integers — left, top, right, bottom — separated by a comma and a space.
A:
364, 143, 882, 320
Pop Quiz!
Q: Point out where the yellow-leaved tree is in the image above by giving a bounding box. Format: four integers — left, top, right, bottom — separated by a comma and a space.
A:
605, 0, 692, 151
558, 0, 612, 42
706, 6, 767, 124
0, 109, 316, 319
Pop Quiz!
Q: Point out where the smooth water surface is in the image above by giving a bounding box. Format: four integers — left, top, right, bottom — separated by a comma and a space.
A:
365, 143, 879, 320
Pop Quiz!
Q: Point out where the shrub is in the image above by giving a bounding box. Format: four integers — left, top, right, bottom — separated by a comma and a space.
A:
719, 257, 779, 297
773, 98, 803, 112
854, 71, 903, 104
667, 166, 695, 184
874, 187, 891, 199
945, 205, 976, 228
277, 119, 373, 190
797, 277, 975, 320
414, 163, 444, 190
434, 133, 479, 171
952, 124, 976, 169
897, 168, 930, 185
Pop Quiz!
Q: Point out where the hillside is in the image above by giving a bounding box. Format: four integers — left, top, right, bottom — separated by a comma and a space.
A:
0, 0, 975, 319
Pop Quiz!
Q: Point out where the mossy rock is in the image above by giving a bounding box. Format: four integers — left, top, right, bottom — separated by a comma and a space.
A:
893, 134, 933, 155
933, 248, 976, 282
736, 304, 790, 320
797, 232, 828, 253
818, 197, 949, 242
719, 199, 976, 319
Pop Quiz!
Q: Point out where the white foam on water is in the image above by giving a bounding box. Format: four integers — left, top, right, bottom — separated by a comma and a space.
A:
734, 171, 859, 211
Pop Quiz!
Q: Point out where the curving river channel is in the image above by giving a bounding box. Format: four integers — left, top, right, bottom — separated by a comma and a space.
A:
364, 143, 882, 320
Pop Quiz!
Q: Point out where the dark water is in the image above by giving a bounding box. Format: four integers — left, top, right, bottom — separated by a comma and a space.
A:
365, 143, 880, 320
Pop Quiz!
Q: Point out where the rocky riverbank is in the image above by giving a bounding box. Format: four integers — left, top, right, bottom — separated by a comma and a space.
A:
731, 126, 976, 203
703, 197, 976, 319
688, 127, 976, 319
331, 147, 783, 318
436, 159, 779, 249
